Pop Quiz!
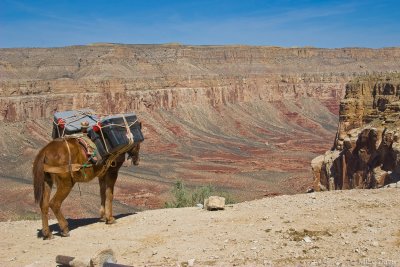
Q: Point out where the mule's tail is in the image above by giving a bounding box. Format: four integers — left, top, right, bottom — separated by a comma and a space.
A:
33, 148, 46, 204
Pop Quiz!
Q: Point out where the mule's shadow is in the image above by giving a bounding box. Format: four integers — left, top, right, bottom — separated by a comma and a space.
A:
37, 213, 135, 238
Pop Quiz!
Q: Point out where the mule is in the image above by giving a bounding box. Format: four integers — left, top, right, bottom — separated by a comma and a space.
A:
33, 137, 140, 239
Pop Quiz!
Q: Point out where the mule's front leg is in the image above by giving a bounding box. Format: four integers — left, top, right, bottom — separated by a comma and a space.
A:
98, 176, 107, 222
105, 172, 118, 224
99, 171, 118, 224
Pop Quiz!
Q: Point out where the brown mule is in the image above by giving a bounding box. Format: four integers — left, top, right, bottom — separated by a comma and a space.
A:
33, 137, 140, 239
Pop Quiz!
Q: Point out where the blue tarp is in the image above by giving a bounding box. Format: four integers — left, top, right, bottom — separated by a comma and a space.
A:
52, 109, 99, 138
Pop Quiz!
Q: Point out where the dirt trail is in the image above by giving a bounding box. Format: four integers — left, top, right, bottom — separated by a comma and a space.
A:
1, 187, 400, 267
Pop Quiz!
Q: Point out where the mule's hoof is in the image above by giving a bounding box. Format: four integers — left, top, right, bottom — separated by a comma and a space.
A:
61, 230, 70, 237
106, 217, 116, 224
99, 216, 107, 222
43, 233, 54, 240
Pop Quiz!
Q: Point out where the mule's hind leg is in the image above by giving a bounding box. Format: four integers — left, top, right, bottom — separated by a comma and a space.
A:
40, 176, 53, 239
49, 176, 74, 237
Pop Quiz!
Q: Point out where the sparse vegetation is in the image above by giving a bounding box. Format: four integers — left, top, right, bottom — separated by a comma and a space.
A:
13, 211, 41, 221
164, 180, 235, 208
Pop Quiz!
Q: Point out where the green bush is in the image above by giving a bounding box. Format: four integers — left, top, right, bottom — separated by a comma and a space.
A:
13, 211, 41, 221
164, 180, 235, 208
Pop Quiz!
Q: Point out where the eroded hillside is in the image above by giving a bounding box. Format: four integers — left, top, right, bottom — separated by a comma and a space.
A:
1, 44, 400, 220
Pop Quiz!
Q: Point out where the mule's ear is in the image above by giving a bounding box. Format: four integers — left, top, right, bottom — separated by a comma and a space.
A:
139, 121, 142, 128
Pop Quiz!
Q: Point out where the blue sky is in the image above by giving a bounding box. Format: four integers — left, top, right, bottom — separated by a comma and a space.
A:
1, 0, 399, 48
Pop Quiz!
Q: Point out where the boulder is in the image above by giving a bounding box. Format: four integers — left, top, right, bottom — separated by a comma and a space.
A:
204, 196, 225, 211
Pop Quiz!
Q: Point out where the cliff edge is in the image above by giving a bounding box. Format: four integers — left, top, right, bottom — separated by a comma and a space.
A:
312, 73, 400, 190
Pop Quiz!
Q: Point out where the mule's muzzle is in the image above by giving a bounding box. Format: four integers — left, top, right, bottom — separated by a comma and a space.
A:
127, 143, 140, 166
132, 158, 140, 166
127, 152, 140, 166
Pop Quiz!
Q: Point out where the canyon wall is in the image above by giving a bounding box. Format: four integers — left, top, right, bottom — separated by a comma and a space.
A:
2, 45, 400, 122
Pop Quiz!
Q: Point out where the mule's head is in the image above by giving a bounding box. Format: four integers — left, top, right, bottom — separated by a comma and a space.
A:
127, 142, 141, 165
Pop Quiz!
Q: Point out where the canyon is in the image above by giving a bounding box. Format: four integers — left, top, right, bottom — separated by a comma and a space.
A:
1, 44, 400, 220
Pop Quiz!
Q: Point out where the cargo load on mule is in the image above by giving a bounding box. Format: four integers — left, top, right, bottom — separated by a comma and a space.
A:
87, 113, 144, 159
52, 109, 144, 164
52, 109, 99, 139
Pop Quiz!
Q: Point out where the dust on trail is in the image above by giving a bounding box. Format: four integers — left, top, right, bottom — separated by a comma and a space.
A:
1, 188, 399, 267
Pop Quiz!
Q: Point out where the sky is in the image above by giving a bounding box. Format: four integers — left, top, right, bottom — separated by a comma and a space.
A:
0, 0, 399, 48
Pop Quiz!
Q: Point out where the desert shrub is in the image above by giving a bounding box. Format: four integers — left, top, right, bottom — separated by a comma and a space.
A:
13, 211, 41, 221
164, 181, 191, 208
164, 180, 235, 208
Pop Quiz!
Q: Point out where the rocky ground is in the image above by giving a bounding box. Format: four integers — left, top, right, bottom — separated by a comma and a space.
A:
1, 186, 399, 267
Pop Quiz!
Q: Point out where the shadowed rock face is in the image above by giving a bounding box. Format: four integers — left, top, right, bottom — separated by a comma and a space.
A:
2, 44, 400, 220
312, 74, 400, 191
